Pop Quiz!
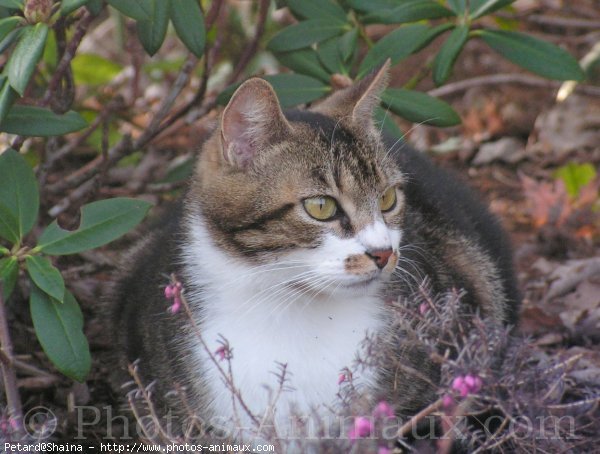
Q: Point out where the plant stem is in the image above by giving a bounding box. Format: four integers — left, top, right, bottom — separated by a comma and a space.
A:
0, 282, 24, 437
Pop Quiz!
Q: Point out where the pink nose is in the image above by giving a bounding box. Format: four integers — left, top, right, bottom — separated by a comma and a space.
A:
366, 248, 393, 269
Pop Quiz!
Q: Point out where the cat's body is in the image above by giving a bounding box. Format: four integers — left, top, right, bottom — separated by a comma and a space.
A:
110, 64, 519, 441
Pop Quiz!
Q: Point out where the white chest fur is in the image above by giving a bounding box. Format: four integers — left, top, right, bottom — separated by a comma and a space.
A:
183, 219, 386, 437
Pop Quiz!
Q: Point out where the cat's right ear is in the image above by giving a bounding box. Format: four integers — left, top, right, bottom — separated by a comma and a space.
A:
220, 78, 292, 169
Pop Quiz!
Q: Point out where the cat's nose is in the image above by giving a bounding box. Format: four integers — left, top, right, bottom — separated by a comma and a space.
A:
366, 248, 393, 269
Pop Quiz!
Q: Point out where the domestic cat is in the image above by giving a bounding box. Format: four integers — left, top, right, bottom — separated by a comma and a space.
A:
110, 62, 519, 444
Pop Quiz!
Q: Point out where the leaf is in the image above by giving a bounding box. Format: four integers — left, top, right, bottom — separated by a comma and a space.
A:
0, 257, 18, 301
339, 28, 358, 62
374, 105, 404, 138
358, 24, 429, 77
106, 0, 152, 21
432, 25, 469, 86
0, 105, 87, 136
469, 0, 514, 20
86, 0, 104, 15
6, 23, 49, 96
447, 0, 466, 14
0, 0, 23, 8
267, 19, 347, 53
0, 26, 22, 54
30, 286, 91, 382
61, 0, 90, 15
170, 0, 205, 58
136, 0, 169, 56
554, 163, 597, 198
0, 148, 39, 243
217, 74, 330, 108
267, 74, 330, 108
72, 53, 123, 86
381, 88, 461, 127
25, 255, 65, 303
275, 48, 331, 83
37, 198, 152, 255
0, 77, 17, 124
0, 16, 21, 43
286, 0, 347, 22
364, 1, 454, 24
344, 0, 400, 14
479, 29, 585, 81
317, 37, 345, 74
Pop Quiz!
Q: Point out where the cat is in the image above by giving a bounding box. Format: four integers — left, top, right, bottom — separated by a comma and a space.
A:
110, 62, 519, 444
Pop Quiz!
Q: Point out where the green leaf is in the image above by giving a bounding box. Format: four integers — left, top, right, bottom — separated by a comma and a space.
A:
0, 77, 17, 124
0, 26, 22, 54
432, 25, 469, 86
72, 53, 123, 86
381, 88, 461, 127
86, 0, 104, 15
217, 74, 330, 108
30, 286, 91, 382
554, 163, 597, 198
170, 0, 205, 58
37, 198, 152, 255
0, 105, 87, 136
136, 0, 169, 56
0, 0, 23, 8
0, 148, 39, 242
6, 23, 49, 96
374, 105, 404, 138
469, 0, 514, 19
275, 48, 331, 83
359, 24, 429, 77
317, 37, 345, 74
364, 1, 454, 24
479, 29, 585, 81
106, 0, 152, 21
267, 19, 347, 53
0, 257, 18, 301
25, 255, 65, 303
344, 0, 399, 14
447, 0, 466, 14
339, 28, 358, 62
0, 16, 21, 42
61, 0, 90, 16
266, 74, 330, 108
286, 0, 347, 22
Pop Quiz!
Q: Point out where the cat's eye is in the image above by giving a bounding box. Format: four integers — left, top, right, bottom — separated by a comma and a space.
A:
303, 196, 337, 221
379, 187, 397, 212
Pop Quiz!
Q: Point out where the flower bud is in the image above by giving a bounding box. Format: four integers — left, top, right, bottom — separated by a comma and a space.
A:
24, 0, 53, 24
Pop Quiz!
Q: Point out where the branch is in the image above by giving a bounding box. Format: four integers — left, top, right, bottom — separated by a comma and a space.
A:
227, 0, 270, 85
0, 283, 24, 437
427, 73, 600, 98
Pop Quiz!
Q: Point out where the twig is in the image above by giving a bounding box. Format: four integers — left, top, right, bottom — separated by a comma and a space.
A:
396, 397, 443, 439
227, 0, 270, 85
527, 15, 600, 30
0, 282, 24, 437
427, 74, 600, 98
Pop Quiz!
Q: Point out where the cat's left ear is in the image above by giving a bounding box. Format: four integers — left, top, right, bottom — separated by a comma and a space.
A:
220, 78, 292, 168
313, 59, 390, 134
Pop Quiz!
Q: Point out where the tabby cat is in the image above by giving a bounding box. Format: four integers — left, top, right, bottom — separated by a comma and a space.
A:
110, 62, 519, 443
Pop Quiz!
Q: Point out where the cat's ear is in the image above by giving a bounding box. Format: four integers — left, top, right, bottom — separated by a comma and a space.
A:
313, 59, 390, 131
220, 78, 292, 168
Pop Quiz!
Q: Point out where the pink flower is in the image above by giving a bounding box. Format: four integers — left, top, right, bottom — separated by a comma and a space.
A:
348, 416, 373, 440
378, 447, 392, 454
165, 279, 184, 314
215, 345, 230, 361
169, 296, 182, 314
338, 373, 346, 385
442, 394, 455, 409
164, 284, 176, 299
451, 374, 483, 398
373, 401, 394, 418
419, 302, 429, 315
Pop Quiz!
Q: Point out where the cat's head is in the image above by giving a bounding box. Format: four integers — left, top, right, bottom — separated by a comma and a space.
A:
189, 62, 405, 295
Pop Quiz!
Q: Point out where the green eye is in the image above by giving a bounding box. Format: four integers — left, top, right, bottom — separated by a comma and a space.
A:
303, 197, 337, 220
379, 187, 397, 212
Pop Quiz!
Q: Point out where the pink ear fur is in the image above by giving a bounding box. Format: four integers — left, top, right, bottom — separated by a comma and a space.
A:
220, 78, 292, 168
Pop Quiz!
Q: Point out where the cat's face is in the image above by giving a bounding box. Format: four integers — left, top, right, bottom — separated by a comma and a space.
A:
190, 64, 403, 294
